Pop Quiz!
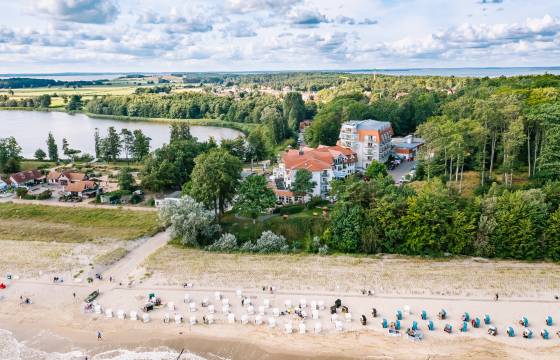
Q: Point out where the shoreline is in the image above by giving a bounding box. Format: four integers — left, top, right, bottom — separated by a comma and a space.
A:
1, 277, 559, 360
0, 107, 253, 135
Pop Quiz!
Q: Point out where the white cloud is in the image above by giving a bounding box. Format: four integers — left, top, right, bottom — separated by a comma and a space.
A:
37, 0, 119, 24
226, 0, 302, 14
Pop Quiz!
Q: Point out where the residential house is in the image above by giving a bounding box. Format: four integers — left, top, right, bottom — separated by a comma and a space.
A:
0, 178, 8, 191
270, 145, 357, 204
8, 170, 45, 187
48, 171, 87, 185
391, 135, 424, 160
64, 180, 98, 198
338, 119, 394, 171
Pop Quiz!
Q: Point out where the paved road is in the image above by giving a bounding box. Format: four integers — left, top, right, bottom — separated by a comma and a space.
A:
389, 160, 416, 183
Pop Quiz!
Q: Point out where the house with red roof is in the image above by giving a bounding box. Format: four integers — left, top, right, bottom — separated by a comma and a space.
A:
8, 170, 45, 188
270, 145, 357, 204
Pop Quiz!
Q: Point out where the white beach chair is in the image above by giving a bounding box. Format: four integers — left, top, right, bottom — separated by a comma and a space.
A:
247, 305, 255, 315
314, 322, 322, 334
318, 300, 325, 310
331, 313, 338, 323
335, 320, 343, 331
255, 315, 263, 325
130, 311, 138, 321
300, 299, 307, 308
117, 310, 126, 319
222, 304, 230, 314
263, 299, 270, 309
227, 313, 236, 324
345, 313, 352, 322
105, 309, 113, 318
201, 298, 209, 307
312, 309, 319, 320
241, 314, 249, 324
273, 307, 280, 317
284, 321, 293, 334
222, 298, 229, 306
167, 302, 175, 311
258, 306, 265, 316
142, 313, 150, 323
174, 314, 182, 324
299, 323, 306, 334
162, 313, 170, 323
184, 294, 191, 303
268, 317, 276, 328
245, 297, 252, 306
404, 305, 411, 316
208, 305, 215, 314
207, 314, 215, 324
189, 315, 197, 325
311, 301, 317, 310
94, 304, 102, 314
236, 289, 243, 297
189, 302, 197, 312
214, 291, 221, 300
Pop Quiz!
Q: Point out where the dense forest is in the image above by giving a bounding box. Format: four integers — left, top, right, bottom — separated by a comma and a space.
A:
0, 77, 106, 89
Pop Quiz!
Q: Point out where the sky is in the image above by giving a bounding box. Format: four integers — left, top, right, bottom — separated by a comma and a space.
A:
0, 0, 559, 73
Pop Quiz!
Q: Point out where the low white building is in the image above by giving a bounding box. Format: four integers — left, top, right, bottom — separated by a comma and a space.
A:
270, 145, 357, 204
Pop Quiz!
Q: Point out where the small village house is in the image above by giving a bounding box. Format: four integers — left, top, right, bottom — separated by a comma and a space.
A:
64, 180, 98, 198
8, 170, 45, 187
47, 171, 87, 185
270, 145, 357, 204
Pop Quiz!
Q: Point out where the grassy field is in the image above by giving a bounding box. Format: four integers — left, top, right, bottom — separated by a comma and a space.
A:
144, 246, 560, 298
0, 203, 160, 242
0, 85, 137, 98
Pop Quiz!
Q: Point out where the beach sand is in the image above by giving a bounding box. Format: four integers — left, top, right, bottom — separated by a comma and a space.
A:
1, 232, 560, 359
1, 279, 559, 360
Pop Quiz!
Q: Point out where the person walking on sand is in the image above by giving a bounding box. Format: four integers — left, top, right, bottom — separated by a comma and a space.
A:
97, 331, 102, 341
495, 293, 499, 301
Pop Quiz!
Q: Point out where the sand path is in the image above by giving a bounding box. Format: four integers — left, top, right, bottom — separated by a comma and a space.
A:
101, 229, 171, 284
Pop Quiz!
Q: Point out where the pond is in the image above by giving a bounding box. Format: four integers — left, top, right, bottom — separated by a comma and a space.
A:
0, 110, 244, 158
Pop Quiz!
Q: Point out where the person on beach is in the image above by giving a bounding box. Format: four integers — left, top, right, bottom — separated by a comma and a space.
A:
495, 293, 499, 301
97, 331, 102, 341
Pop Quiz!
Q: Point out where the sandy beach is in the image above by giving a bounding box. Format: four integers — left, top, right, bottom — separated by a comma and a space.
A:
1, 230, 560, 359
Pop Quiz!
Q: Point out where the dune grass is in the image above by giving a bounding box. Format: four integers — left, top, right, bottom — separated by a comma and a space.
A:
0, 203, 160, 242
144, 246, 560, 298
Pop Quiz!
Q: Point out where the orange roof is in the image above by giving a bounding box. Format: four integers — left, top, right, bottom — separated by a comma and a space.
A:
281, 145, 356, 172
273, 189, 295, 197
63, 172, 86, 182
47, 171, 61, 180
66, 180, 96, 193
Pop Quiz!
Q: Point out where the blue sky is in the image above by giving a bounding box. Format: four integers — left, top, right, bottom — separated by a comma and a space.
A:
0, 0, 559, 72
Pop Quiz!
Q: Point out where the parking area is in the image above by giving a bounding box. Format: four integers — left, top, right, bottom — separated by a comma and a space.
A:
389, 159, 416, 184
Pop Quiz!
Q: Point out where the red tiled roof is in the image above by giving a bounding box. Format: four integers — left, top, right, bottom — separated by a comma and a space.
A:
281, 145, 356, 172
10, 170, 44, 184
47, 171, 61, 180
65, 180, 96, 193
63, 172, 86, 182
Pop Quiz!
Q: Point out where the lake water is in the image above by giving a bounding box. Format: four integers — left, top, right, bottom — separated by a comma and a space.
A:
0, 111, 244, 158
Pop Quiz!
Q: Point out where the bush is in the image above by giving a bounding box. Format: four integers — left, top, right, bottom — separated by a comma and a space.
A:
274, 204, 304, 215
37, 190, 52, 200
254, 231, 288, 253
306, 197, 329, 209
16, 187, 28, 198
207, 233, 238, 252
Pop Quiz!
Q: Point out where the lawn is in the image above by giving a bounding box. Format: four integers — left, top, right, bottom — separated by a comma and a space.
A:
20, 160, 56, 170
0, 203, 161, 242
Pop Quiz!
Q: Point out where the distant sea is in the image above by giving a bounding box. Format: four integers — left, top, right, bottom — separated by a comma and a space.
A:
354, 67, 560, 77
1, 67, 560, 80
